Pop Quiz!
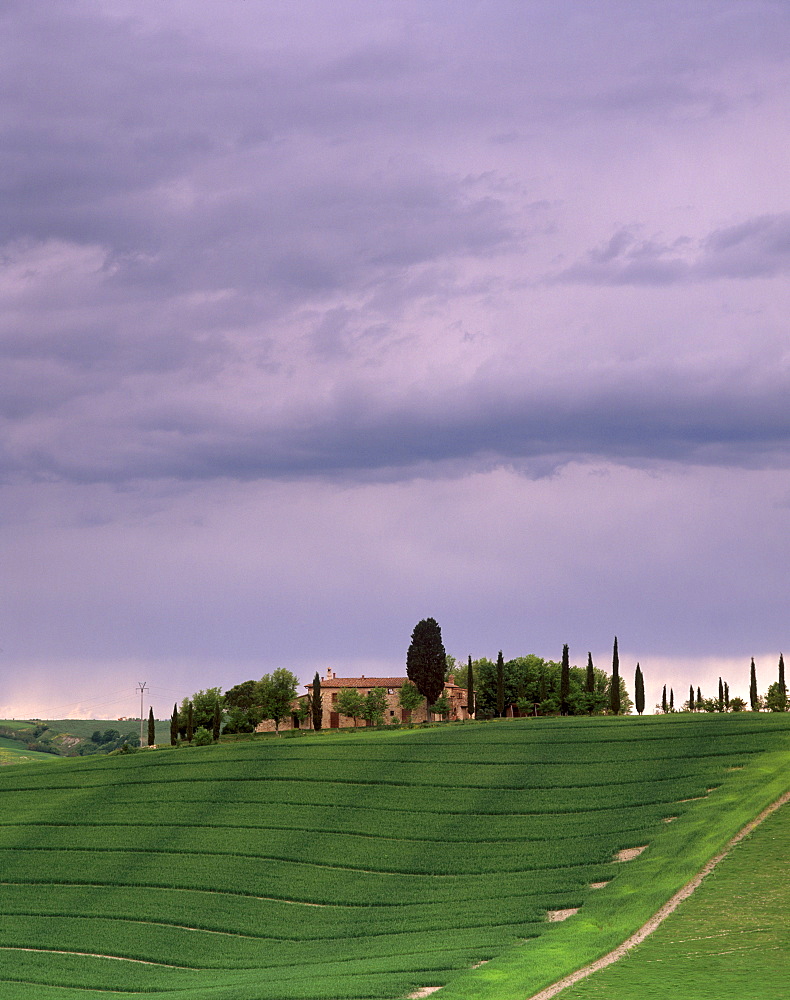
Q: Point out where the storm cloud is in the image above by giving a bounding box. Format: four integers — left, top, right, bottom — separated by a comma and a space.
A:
1, 1, 788, 718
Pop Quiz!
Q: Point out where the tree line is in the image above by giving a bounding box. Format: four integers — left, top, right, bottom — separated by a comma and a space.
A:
657, 654, 788, 714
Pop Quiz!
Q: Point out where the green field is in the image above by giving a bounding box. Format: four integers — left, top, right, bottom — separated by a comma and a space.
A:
0, 737, 66, 766
0, 714, 788, 1000
558, 785, 790, 999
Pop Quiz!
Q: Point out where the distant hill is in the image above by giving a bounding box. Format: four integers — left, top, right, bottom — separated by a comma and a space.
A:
0, 718, 172, 757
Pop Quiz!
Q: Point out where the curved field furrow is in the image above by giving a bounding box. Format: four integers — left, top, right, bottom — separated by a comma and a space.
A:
0, 714, 788, 1000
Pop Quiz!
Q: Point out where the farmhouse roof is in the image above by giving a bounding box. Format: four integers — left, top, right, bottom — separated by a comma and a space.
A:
311, 674, 408, 689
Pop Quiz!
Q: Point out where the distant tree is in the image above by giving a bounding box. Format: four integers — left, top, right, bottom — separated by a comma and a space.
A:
779, 653, 786, 711
466, 655, 475, 718
669, 688, 674, 712
362, 688, 388, 727
560, 645, 570, 716
718, 677, 724, 712
407, 618, 446, 707
688, 685, 695, 712
724, 682, 730, 711
170, 704, 179, 746
192, 727, 213, 746
730, 696, 747, 712
398, 681, 424, 725
312, 672, 323, 730
335, 688, 365, 728
585, 653, 595, 713
186, 703, 194, 743
496, 650, 505, 717
697, 685, 703, 708
634, 663, 645, 716
610, 637, 621, 715
259, 669, 299, 734
147, 707, 155, 747
181, 688, 223, 732
432, 694, 451, 720
749, 658, 758, 711
765, 682, 789, 713
91, 730, 102, 743
661, 685, 667, 714
224, 681, 263, 730
212, 700, 221, 742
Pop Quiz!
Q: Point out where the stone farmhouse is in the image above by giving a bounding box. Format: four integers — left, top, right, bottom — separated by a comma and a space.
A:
255, 668, 469, 733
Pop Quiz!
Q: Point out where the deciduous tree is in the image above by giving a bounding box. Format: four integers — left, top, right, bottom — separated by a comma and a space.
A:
335, 688, 365, 727
258, 669, 299, 734
406, 618, 446, 707
362, 688, 387, 726
398, 681, 424, 725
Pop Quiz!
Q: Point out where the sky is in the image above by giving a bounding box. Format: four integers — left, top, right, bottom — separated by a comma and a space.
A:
1, 0, 788, 719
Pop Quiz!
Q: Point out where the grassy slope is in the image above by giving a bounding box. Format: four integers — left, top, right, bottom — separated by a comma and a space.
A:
557, 789, 790, 999
0, 737, 66, 765
0, 714, 787, 1000
0, 719, 173, 754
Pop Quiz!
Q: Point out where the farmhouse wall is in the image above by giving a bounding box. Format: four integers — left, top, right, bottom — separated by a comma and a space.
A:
254, 670, 469, 733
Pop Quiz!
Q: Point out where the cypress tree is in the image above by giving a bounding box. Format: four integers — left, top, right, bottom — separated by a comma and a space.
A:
560, 644, 570, 716
147, 707, 155, 747
634, 663, 645, 716
585, 653, 595, 714
466, 655, 475, 718
610, 636, 620, 715
669, 688, 674, 711
749, 658, 758, 711
661, 684, 667, 713
718, 677, 724, 712
186, 702, 194, 743
496, 650, 505, 718
170, 704, 179, 746
689, 684, 695, 712
697, 685, 702, 708
212, 700, 221, 741
724, 682, 730, 711
312, 672, 323, 730
779, 653, 786, 710
406, 618, 446, 707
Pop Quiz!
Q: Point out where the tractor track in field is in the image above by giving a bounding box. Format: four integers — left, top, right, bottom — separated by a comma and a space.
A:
525, 787, 790, 1000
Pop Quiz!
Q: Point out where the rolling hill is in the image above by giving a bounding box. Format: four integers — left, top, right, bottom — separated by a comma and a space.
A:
0, 713, 788, 1000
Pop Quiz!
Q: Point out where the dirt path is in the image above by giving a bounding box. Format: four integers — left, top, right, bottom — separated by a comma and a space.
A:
526, 788, 790, 1000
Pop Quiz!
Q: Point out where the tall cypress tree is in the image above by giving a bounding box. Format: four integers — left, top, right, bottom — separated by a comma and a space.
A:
560, 644, 570, 716
585, 653, 595, 714
779, 653, 786, 710
212, 700, 221, 741
718, 677, 724, 712
669, 688, 674, 711
634, 663, 645, 716
661, 684, 667, 713
697, 685, 702, 707
610, 636, 620, 715
147, 707, 155, 747
466, 655, 475, 718
406, 618, 446, 707
724, 682, 730, 711
186, 702, 194, 743
689, 684, 695, 712
170, 704, 179, 746
749, 658, 758, 711
312, 672, 323, 730
496, 650, 505, 718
